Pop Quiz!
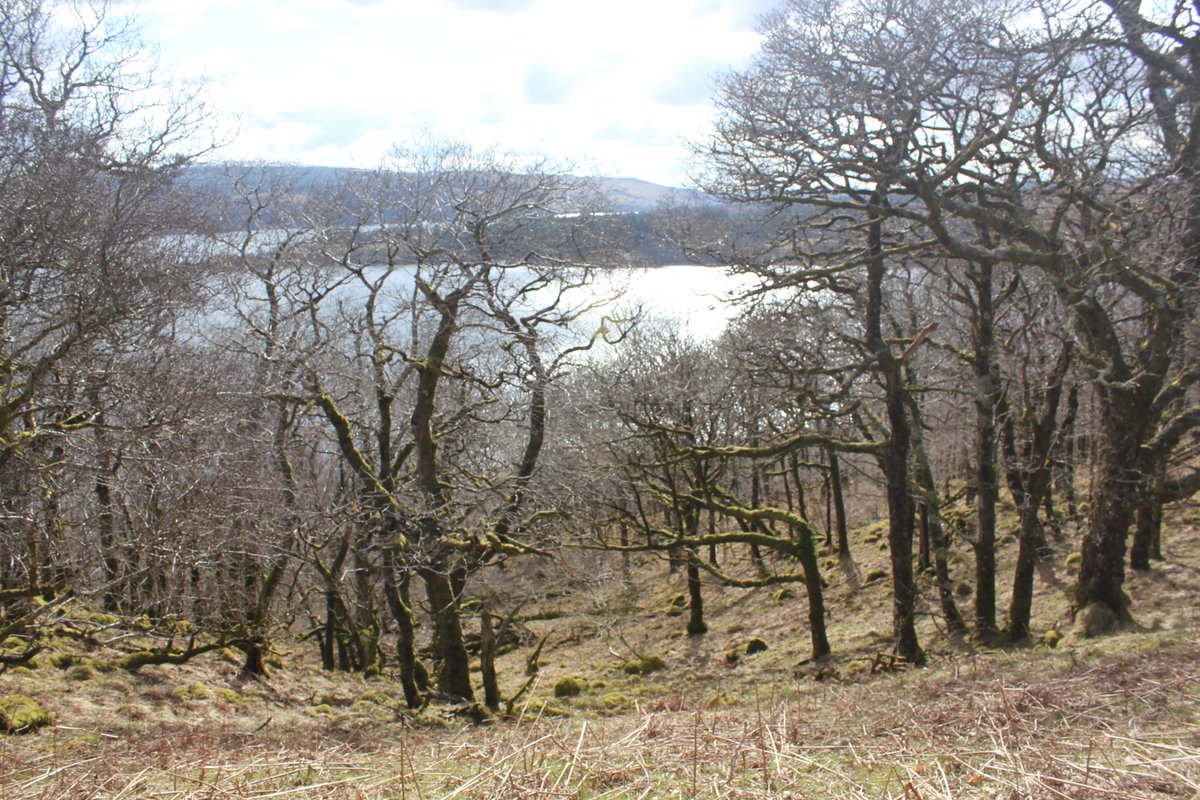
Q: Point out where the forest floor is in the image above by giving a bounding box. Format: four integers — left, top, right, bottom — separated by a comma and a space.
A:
2, 499, 1198, 799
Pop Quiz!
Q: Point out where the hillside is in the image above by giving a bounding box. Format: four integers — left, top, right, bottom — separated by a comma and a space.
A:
2, 499, 1197, 799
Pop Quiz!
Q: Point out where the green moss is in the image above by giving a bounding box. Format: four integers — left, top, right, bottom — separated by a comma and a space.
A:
863, 569, 888, 585
774, 587, 796, 603
66, 663, 98, 681
169, 683, 211, 702
1064, 552, 1082, 569
214, 688, 246, 705
845, 660, 871, 678
307, 704, 334, 716
745, 637, 769, 655
79, 609, 120, 626
50, 652, 83, 669
668, 593, 687, 608
622, 656, 665, 676
360, 690, 393, 705
593, 693, 633, 714
0, 695, 51, 733
554, 677, 583, 698
1042, 629, 1062, 648
117, 703, 148, 721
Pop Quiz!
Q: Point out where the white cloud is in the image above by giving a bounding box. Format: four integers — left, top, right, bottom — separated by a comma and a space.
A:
138, 0, 764, 184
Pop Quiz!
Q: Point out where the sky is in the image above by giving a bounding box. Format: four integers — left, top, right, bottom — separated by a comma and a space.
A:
131, 0, 775, 187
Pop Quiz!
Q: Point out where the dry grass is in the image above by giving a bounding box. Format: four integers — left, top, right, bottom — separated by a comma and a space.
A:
2, 639, 1197, 799
2, 504, 1197, 798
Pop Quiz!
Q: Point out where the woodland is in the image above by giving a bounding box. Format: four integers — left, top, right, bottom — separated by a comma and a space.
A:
1, 0, 1199, 797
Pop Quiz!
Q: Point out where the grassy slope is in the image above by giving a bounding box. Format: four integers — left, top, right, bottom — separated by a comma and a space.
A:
1, 499, 1198, 799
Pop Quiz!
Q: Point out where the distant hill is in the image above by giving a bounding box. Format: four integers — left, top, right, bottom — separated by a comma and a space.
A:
179, 162, 710, 216
590, 176, 708, 212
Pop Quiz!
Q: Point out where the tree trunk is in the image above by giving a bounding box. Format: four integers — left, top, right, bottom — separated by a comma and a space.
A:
240, 560, 285, 678
422, 565, 474, 701
479, 606, 500, 712
829, 449, 851, 559
685, 549, 707, 635
971, 261, 999, 640
866, 193, 923, 666
794, 521, 831, 659
382, 547, 423, 708
1006, 502, 1042, 642
1074, 390, 1146, 623
907, 381, 968, 636
1130, 474, 1164, 571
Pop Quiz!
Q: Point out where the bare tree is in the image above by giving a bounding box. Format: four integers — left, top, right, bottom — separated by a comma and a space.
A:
0, 0, 209, 615
702, 0, 1200, 633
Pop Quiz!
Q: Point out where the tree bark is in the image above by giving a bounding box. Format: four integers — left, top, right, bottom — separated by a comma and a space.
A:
421, 564, 474, 701
971, 261, 999, 640
866, 193, 923, 665
829, 448, 851, 560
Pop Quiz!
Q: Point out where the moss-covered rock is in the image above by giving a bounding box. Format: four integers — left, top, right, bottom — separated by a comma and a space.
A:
66, 663, 98, 682
553, 676, 583, 698
213, 688, 246, 705
744, 637, 769, 655
0, 695, 51, 733
169, 683, 212, 702
596, 693, 633, 713
622, 655, 665, 676
863, 569, 888, 585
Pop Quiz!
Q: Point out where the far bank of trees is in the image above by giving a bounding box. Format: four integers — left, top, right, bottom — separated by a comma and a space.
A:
1, 0, 1198, 700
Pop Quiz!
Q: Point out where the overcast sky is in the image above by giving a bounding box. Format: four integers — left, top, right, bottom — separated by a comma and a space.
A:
134, 0, 774, 186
